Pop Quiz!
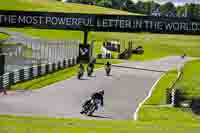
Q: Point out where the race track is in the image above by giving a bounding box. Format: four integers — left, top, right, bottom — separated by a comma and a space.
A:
0, 56, 192, 120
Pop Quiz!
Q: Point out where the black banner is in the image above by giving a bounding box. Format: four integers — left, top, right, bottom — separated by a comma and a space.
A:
0, 10, 200, 34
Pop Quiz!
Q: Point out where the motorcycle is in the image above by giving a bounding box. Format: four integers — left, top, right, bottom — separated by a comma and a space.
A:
105, 66, 111, 76
87, 66, 93, 77
77, 69, 84, 79
80, 99, 100, 116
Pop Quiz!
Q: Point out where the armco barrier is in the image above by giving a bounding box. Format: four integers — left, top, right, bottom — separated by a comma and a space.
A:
0, 56, 78, 93
166, 70, 184, 106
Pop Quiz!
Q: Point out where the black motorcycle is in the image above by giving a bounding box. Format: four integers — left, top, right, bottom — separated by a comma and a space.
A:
80, 99, 100, 116
87, 66, 93, 77
105, 66, 111, 76
77, 69, 84, 79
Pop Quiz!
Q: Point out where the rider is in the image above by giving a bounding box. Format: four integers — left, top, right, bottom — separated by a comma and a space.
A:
80, 89, 104, 114
87, 62, 94, 73
91, 89, 104, 110
105, 61, 111, 68
181, 53, 186, 59
105, 61, 111, 74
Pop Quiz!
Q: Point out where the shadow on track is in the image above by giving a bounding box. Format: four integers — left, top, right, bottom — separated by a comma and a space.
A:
88, 114, 112, 119
88, 75, 96, 78
79, 78, 89, 80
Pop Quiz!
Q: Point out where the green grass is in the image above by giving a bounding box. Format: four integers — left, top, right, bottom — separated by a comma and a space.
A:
0, 33, 9, 40
139, 106, 200, 122
0, 0, 139, 15
175, 60, 200, 99
1, 114, 200, 133
130, 33, 200, 61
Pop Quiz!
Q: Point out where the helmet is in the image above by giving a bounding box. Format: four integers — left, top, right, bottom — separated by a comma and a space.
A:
99, 90, 104, 95
106, 61, 110, 65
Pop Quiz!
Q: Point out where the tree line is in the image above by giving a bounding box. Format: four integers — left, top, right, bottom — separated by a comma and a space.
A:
59, 0, 200, 18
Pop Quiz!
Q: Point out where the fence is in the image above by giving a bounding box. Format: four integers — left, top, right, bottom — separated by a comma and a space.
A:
2, 38, 80, 73
166, 69, 184, 106
0, 56, 78, 91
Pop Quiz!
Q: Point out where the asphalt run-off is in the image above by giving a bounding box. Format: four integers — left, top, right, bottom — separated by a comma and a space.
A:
0, 56, 192, 120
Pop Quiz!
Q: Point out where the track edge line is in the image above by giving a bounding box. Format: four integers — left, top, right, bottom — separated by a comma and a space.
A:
133, 73, 166, 121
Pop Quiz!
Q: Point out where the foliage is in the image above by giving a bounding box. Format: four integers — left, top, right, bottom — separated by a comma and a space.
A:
64, 0, 200, 18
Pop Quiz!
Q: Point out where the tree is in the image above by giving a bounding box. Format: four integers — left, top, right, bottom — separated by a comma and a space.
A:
177, 6, 186, 17
135, 1, 145, 14
123, 0, 136, 12
96, 0, 112, 8
160, 2, 176, 16
144, 1, 154, 15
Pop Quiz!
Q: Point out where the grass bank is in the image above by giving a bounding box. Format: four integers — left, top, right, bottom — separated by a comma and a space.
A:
130, 33, 200, 61
175, 60, 200, 99
0, 0, 138, 15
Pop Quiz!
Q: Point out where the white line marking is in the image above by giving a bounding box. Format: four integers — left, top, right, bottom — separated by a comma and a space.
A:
133, 73, 165, 121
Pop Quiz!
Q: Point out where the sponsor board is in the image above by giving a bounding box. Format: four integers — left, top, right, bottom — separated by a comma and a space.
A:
0, 10, 200, 34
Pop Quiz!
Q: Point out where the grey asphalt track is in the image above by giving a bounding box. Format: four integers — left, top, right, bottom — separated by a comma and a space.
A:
0, 56, 193, 120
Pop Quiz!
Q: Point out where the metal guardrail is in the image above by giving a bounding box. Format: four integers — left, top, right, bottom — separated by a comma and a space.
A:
0, 56, 78, 91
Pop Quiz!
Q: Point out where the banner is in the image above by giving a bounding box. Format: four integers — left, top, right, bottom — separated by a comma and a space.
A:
0, 10, 200, 34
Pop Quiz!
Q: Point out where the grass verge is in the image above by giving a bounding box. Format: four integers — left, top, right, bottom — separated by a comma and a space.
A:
1, 113, 200, 133
0, 33, 9, 41
144, 70, 178, 105
1, 114, 200, 133
138, 61, 200, 123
